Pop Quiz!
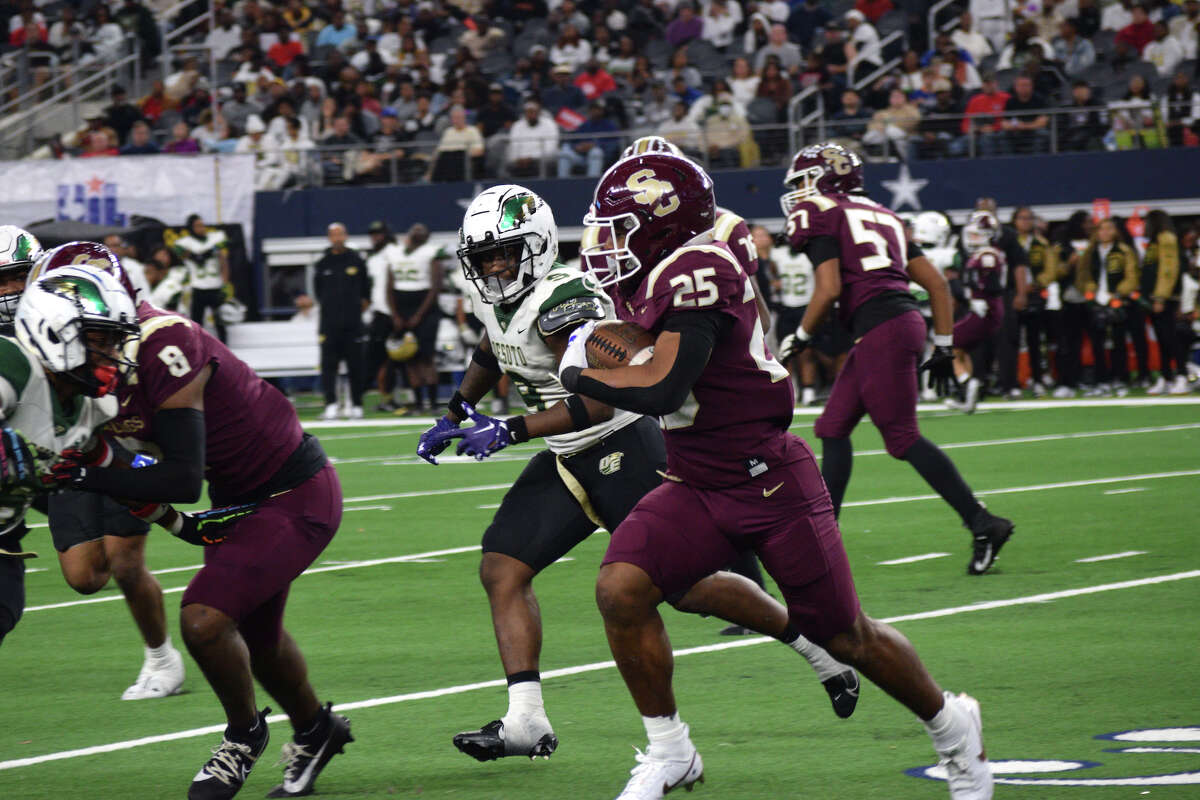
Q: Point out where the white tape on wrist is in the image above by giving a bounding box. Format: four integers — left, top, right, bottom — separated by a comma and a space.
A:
933, 334, 953, 348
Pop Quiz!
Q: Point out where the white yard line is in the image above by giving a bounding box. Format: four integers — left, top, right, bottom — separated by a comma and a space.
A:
1104, 487, 1147, 495
4, 569, 1198, 772
25, 469, 1199, 614
877, 553, 951, 566
1075, 551, 1147, 563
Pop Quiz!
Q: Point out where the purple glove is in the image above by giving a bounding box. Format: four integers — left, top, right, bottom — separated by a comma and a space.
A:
416, 416, 461, 465
455, 402, 512, 461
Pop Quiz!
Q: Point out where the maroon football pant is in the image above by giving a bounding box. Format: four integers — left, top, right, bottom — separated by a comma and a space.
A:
181, 464, 342, 650
814, 310, 925, 459
603, 435, 860, 645
952, 296, 1005, 351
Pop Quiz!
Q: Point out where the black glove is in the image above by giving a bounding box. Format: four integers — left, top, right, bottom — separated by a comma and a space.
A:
172, 502, 257, 546
919, 345, 962, 401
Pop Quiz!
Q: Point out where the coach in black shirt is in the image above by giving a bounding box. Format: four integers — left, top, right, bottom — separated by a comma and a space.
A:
313, 222, 370, 419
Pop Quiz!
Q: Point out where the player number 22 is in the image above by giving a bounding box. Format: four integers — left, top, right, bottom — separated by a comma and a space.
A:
157, 345, 192, 377
669, 268, 719, 308
846, 208, 908, 271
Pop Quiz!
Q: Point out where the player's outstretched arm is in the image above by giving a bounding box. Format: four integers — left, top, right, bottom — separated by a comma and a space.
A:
417, 334, 504, 464
559, 312, 728, 417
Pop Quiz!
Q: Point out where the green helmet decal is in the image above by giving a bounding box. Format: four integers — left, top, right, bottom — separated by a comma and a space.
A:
42, 275, 110, 316
13, 234, 34, 262
498, 194, 537, 232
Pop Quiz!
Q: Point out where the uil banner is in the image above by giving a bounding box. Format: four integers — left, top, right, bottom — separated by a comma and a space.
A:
0, 153, 257, 243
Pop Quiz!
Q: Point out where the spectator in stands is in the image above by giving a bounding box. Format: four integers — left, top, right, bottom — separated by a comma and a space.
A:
119, 120, 159, 155
830, 88, 871, 142
670, 74, 702, 107
907, 67, 943, 109
998, 20, 1054, 69
316, 10, 357, 51
917, 81, 963, 158
659, 47, 703, 89
1144, 21, 1185, 77
221, 83, 257, 136
754, 61, 793, 120
164, 120, 201, 153
192, 109, 231, 151
745, 12, 772, 55
103, 86, 144, 147
1116, 3, 1155, 54
898, 50, 923, 93
845, 9, 883, 83
819, 21, 850, 86
1108, 74, 1161, 148
1030, 0, 1065, 44
863, 88, 919, 158
1054, 19, 1096, 77
115, 0, 160, 64
475, 83, 515, 176
1000, 74, 1049, 153
1165, 71, 1199, 146
267, 27, 305, 73
80, 130, 119, 158
659, 100, 704, 157
1102, 0, 1135, 31
728, 57, 761, 106
575, 59, 617, 100
138, 81, 170, 126
89, 4, 127, 64
283, 0, 314, 34
206, 9, 242, 61
634, 80, 674, 127
952, 12, 993, 64
48, 7, 83, 59
608, 35, 638, 75
755, 23, 803, 72
164, 57, 203, 105
507, 98, 559, 177
321, 115, 365, 183
430, 105, 484, 181
353, 110, 403, 183
557, 100, 618, 177
665, 2, 703, 48
957, 71, 1009, 155
1061, 80, 1108, 150
459, 15, 506, 60
1170, 0, 1199, 59
552, 0, 591, 35
787, 0, 830, 51
541, 63, 587, 114
704, 98, 752, 167
551, 24, 593, 70
855, 0, 893, 24
688, 78, 744, 122
8, 4, 48, 55
702, 0, 744, 50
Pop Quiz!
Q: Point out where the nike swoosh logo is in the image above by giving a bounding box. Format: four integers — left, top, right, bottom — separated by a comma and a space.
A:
516, 326, 529, 334
762, 482, 784, 498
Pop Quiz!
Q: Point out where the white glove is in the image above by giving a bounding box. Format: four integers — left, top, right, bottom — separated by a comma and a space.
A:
556, 320, 596, 382
969, 298, 988, 318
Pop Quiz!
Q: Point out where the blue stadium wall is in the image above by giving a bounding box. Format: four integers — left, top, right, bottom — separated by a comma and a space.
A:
254, 149, 1200, 242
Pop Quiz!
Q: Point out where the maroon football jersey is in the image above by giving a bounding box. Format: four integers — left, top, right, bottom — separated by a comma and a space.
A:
963, 246, 1008, 297
108, 303, 304, 504
713, 208, 758, 277
616, 242, 798, 488
786, 194, 912, 326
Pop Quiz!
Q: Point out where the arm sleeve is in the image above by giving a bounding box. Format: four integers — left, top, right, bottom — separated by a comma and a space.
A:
802, 235, 840, 266
562, 311, 732, 416
72, 408, 206, 503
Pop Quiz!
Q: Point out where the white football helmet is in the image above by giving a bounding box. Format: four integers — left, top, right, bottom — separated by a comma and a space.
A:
15, 264, 139, 397
621, 135, 683, 160
457, 185, 558, 305
911, 211, 952, 249
0, 225, 43, 324
963, 209, 1000, 252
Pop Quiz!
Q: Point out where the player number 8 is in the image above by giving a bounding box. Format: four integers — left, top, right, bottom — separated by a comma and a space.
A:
157, 345, 192, 377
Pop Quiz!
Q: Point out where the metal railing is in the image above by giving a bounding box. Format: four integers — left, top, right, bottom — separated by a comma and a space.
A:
851, 30, 904, 92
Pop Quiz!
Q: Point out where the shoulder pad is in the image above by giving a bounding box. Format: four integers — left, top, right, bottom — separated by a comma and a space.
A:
537, 295, 606, 337
786, 195, 842, 249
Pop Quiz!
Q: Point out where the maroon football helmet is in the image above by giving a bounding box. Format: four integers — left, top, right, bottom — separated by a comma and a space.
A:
963, 209, 1001, 252
27, 241, 140, 303
780, 141, 865, 215
582, 153, 715, 290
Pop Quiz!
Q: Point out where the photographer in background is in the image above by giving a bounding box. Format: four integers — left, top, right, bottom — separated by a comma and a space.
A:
173, 214, 231, 342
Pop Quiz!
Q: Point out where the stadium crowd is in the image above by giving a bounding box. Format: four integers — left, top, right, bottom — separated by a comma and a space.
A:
4, 0, 1200, 184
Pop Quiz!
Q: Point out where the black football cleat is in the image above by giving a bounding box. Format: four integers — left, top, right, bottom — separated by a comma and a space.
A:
718, 624, 755, 636
967, 509, 1014, 575
822, 669, 860, 719
453, 719, 558, 762
266, 703, 353, 798
189, 708, 271, 800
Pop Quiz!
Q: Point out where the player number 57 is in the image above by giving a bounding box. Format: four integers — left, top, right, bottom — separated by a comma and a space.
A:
846, 208, 908, 271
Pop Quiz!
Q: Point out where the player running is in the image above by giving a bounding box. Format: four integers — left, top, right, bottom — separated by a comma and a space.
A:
560, 152, 992, 800
946, 212, 1009, 414
778, 143, 1013, 575
417, 185, 858, 763
47, 243, 352, 800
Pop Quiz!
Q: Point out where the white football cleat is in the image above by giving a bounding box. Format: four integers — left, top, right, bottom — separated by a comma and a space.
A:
937, 693, 993, 800
348, 405, 364, 419
1052, 385, 1075, 399
321, 403, 339, 421
615, 745, 704, 800
1168, 375, 1190, 395
1147, 376, 1167, 395
122, 645, 185, 700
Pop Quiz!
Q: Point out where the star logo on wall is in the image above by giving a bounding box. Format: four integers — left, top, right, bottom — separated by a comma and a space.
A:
87, 176, 105, 193
457, 182, 485, 210
881, 164, 928, 211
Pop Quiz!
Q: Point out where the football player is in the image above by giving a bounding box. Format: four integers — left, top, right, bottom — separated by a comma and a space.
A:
419, 185, 857, 763
559, 152, 992, 800
946, 213, 1009, 413
908, 212, 961, 402
50, 242, 352, 800
778, 143, 1013, 576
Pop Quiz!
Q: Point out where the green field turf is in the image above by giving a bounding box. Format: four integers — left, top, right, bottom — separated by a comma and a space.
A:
2, 401, 1198, 799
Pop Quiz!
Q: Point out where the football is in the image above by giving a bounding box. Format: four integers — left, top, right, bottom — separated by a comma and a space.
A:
584, 320, 656, 369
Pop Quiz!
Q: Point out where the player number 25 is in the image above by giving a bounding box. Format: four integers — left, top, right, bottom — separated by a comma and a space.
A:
669, 268, 719, 308
846, 208, 908, 271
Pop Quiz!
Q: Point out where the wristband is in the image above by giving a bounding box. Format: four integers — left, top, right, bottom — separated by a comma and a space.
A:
448, 390, 468, 419
795, 326, 812, 341
505, 416, 529, 444
564, 395, 592, 432
169, 513, 184, 536
130, 503, 168, 524
933, 334, 953, 348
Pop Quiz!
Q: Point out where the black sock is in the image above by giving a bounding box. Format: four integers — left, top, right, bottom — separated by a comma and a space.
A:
506, 670, 540, 686
902, 437, 983, 525
421, 385, 436, 407
777, 622, 802, 644
295, 704, 332, 743
228, 712, 266, 745
820, 437, 853, 518
726, 550, 765, 590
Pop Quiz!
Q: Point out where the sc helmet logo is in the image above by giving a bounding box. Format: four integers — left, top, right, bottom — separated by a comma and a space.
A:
599, 452, 624, 476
